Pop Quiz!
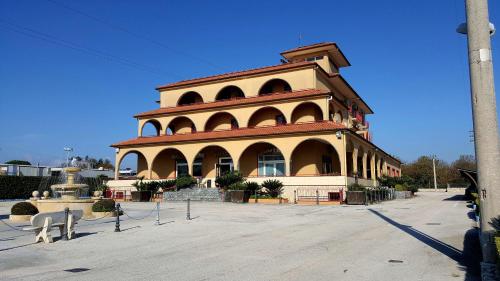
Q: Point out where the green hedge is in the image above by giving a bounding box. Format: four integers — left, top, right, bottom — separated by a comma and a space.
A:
0, 175, 106, 199
0, 176, 47, 199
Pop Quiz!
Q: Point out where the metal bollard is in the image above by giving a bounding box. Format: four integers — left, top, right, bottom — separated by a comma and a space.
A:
62, 207, 69, 241
316, 189, 319, 205
294, 190, 297, 204
154, 201, 160, 225
115, 203, 121, 232
255, 190, 258, 203
186, 198, 191, 220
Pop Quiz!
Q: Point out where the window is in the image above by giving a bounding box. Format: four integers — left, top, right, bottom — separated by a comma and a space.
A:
306, 56, 324, 62
230, 118, 238, 129
322, 155, 333, 174
217, 157, 233, 176
176, 159, 188, 177
275, 114, 286, 125
258, 153, 285, 176
192, 157, 202, 177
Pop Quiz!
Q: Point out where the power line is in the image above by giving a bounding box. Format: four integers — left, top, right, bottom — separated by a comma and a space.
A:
45, 0, 227, 72
0, 18, 181, 79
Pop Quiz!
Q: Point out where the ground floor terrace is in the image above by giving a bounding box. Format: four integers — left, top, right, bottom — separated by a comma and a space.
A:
112, 124, 400, 198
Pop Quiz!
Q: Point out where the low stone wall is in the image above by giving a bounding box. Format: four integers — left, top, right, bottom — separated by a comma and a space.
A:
394, 191, 412, 199
164, 188, 222, 202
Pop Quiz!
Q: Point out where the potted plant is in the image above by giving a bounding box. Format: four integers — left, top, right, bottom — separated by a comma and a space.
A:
10, 202, 38, 222
346, 183, 366, 205
91, 199, 121, 217
215, 171, 245, 202
227, 182, 250, 203
258, 179, 288, 204
93, 183, 108, 198
131, 177, 153, 202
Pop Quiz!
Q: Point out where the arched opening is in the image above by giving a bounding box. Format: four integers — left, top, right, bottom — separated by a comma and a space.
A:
141, 119, 162, 136
247, 107, 286, 128
117, 151, 148, 179
192, 146, 233, 180
334, 110, 343, 124
166, 116, 196, 135
291, 139, 341, 176
204, 112, 238, 132
291, 102, 323, 124
177, 91, 203, 106
151, 148, 188, 179
215, 85, 245, 101
239, 142, 285, 177
258, 79, 292, 95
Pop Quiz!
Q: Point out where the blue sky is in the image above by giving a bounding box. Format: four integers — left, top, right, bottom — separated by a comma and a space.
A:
0, 0, 499, 168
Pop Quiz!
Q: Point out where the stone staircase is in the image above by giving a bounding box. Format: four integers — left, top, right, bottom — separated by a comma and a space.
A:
163, 188, 222, 202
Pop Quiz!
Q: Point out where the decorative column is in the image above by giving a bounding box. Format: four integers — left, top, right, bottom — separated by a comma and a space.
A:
352, 147, 358, 177
375, 157, 380, 178
362, 152, 368, 179
371, 153, 376, 186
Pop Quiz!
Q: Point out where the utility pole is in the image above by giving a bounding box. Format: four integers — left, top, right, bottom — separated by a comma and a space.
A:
432, 157, 437, 190
459, 0, 500, 278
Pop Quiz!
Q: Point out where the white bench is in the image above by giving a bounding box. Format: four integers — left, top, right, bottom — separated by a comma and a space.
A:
23, 210, 83, 243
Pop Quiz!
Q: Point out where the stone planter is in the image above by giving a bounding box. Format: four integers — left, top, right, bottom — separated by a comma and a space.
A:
131, 191, 152, 202
248, 198, 289, 204
9, 214, 32, 222
91, 211, 118, 218
229, 190, 250, 203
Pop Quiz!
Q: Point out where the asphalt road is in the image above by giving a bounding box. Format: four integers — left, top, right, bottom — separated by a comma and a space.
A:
0, 192, 480, 281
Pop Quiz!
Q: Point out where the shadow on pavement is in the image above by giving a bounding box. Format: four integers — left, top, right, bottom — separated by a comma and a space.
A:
442, 195, 467, 201
368, 209, 481, 281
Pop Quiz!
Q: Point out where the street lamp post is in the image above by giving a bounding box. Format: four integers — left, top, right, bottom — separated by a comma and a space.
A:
458, 0, 500, 279
63, 147, 73, 167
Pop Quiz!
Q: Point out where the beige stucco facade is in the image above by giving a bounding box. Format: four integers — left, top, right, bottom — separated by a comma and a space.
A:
111, 42, 401, 200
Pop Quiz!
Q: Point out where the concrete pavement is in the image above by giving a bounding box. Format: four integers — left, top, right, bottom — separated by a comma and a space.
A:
0, 192, 480, 281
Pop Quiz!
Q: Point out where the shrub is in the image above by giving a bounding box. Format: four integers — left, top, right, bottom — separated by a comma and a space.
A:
395, 184, 407, 191
92, 199, 116, 212
261, 179, 284, 198
228, 182, 246, 190
11, 202, 38, 215
244, 181, 260, 193
348, 183, 365, 191
158, 179, 176, 191
95, 183, 108, 192
176, 175, 197, 190
215, 171, 244, 189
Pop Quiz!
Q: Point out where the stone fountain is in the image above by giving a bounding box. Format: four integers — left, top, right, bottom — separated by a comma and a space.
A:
50, 167, 88, 200
30, 167, 96, 218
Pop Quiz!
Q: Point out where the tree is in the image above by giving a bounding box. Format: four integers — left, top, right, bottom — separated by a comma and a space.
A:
5, 160, 32, 165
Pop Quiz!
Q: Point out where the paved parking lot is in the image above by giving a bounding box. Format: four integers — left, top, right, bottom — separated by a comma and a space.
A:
0, 192, 480, 281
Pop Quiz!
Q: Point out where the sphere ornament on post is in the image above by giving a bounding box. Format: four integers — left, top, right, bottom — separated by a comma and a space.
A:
31, 190, 40, 200
42, 191, 50, 199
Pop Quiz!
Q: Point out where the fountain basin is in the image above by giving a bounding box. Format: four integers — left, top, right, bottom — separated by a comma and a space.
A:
50, 183, 88, 200
30, 198, 96, 219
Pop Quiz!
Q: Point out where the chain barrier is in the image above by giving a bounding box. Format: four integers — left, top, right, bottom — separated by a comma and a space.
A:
79, 212, 114, 222
0, 218, 26, 232
121, 205, 158, 221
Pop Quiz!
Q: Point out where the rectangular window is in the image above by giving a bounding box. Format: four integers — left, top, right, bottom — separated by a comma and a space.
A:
258, 153, 285, 176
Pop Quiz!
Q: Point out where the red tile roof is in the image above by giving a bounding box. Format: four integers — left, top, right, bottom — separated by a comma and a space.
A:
280, 42, 337, 55
156, 61, 317, 90
134, 89, 330, 118
111, 121, 345, 147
